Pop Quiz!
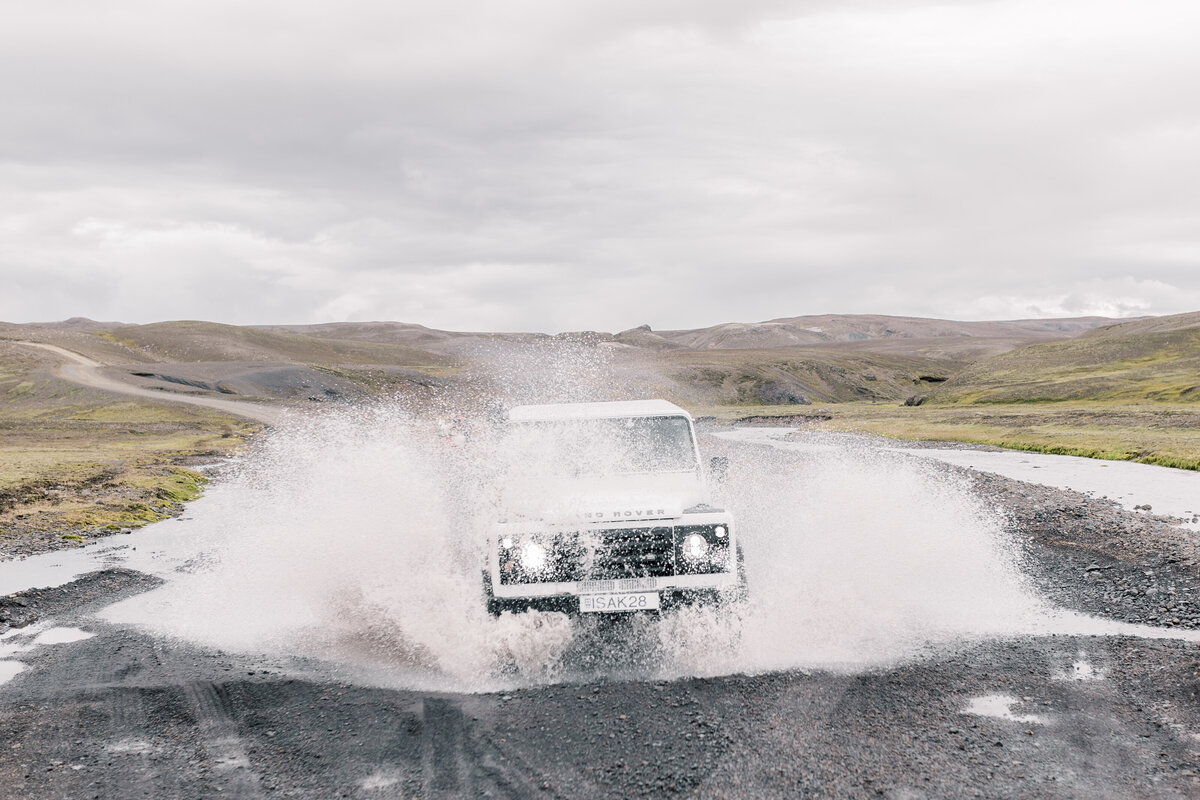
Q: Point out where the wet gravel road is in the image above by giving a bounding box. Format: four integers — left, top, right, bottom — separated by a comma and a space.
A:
1, 597, 1197, 799
2, 447, 1199, 798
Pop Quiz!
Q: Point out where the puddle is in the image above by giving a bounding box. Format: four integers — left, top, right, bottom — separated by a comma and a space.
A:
0, 625, 95, 660
0, 660, 24, 686
964, 693, 1049, 725
0, 546, 123, 595
33, 627, 95, 645
0, 623, 40, 659
358, 771, 402, 791
105, 739, 162, 756
1054, 654, 1104, 681
0, 623, 37, 639
0, 488, 242, 595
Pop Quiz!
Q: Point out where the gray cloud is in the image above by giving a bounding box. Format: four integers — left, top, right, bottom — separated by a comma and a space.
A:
2, 0, 1199, 331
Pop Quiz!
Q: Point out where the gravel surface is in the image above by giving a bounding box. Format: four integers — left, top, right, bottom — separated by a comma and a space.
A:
0, 569, 161, 633
1, 445, 1198, 798
971, 469, 1200, 630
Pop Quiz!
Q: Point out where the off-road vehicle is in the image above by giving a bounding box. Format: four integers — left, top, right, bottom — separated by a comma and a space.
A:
485, 399, 742, 615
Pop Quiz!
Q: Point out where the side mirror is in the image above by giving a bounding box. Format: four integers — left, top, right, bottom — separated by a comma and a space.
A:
709, 456, 729, 484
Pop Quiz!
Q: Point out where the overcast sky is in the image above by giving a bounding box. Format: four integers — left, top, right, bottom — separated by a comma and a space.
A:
2, 0, 1199, 332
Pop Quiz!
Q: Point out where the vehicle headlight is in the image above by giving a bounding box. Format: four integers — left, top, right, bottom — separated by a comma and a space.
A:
521, 542, 548, 572
681, 533, 710, 561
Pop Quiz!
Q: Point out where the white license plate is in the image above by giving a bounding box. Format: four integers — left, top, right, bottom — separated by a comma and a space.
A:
579, 591, 660, 613
578, 577, 658, 593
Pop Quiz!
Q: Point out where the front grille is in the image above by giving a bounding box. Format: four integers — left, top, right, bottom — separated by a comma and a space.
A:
499, 524, 727, 585
588, 527, 674, 579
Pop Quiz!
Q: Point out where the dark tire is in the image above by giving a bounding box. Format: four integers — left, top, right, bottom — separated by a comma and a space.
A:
482, 569, 504, 617
736, 544, 748, 597
719, 544, 749, 607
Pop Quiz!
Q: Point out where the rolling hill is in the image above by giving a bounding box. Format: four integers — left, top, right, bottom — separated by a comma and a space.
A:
256, 314, 1115, 355
930, 311, 1200, 404
6, 311, 1196, 408
651, 314, 1116, 350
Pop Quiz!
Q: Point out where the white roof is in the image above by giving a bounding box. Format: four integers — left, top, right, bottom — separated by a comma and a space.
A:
507, 399, 690, 422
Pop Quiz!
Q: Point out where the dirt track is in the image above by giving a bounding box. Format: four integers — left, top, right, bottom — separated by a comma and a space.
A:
14, 342, 283, 424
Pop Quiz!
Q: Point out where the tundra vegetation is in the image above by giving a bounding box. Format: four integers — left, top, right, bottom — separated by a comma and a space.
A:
0, 339, 258, 554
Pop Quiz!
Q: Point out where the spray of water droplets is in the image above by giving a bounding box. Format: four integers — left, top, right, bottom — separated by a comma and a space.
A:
103, 343, 1048, 691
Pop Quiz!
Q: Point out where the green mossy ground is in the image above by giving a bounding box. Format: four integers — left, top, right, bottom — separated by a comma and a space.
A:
697, 401, 1200, 471
0, 342, 257, 552
931, 327, 1200, 404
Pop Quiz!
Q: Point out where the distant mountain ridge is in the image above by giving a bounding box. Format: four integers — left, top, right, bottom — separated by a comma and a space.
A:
643, 314, 1119, 350
253, 313, 1123, 354
5, 312, 1194, 408
1079, 311, 1200, 338
6, 313, 1124, 353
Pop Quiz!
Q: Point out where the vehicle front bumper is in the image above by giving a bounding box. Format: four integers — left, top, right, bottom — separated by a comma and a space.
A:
488, 512, 738, 609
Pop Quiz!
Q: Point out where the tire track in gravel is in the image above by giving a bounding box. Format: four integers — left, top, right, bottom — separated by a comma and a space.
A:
181, 680, 266, 798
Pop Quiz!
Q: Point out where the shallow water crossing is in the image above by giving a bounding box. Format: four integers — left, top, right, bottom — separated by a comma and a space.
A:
5, 414, 1197, 692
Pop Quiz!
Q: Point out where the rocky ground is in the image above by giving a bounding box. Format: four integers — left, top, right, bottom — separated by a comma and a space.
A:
973, 469, 1200, 631
0, 569, 161, 633
0, 442, 1198, 798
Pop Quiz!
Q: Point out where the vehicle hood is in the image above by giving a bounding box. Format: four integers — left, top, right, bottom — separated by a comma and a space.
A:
498, 471, 707, 524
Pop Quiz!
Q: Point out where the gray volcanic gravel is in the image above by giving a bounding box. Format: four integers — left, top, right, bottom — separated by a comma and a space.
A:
2, 444, 1199, 798
966, 468, 1200, 629
0, 568, 161, 634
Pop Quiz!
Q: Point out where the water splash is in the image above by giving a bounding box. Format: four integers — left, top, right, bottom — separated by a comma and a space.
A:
101, 404, 1054, 691
716, 431, 1044, 673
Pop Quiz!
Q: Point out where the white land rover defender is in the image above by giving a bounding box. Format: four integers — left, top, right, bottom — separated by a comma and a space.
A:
484, 399, 742, 615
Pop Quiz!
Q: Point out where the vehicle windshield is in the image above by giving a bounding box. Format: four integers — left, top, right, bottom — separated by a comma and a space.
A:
503, 415, 698, 476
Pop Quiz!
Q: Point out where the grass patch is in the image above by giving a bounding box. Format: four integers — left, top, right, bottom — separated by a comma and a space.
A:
931, 326, 1200, 403
0, 344, 258, 554
692, 400, 1200, 471
1, 446, 243, 551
